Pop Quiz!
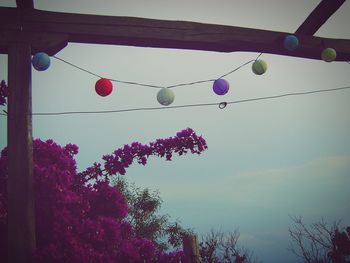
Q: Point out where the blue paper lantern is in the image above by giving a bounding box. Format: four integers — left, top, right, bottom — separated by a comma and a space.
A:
213, 79, 229, 95
32, 52, 51, 71
283, 35, 299, 51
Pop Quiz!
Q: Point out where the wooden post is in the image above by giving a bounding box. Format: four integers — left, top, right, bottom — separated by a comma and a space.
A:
7, 42, 36, 263
183, 234, 200, 263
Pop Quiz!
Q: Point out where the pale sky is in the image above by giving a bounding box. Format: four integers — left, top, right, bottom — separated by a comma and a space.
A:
1, 1, 350, 262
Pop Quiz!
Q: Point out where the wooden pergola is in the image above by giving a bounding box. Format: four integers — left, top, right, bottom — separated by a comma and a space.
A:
1, 0, 349, 262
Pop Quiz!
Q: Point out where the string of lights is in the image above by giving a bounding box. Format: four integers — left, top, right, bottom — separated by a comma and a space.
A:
52, 53, 349, 90
0, 51, 349, 117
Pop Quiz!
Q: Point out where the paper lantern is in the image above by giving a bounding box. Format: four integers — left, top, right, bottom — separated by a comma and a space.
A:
95, 78, 113, 97
32, 52, 50, 71
252, 59, 267, 75
213, 79, 229, 95
321, 48, 337, 62
283, 35, 299, 51
157, 88, 175, 106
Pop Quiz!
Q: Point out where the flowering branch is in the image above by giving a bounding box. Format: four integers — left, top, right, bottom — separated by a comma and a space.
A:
77, 128, 208, 184
0, 129, 207, 262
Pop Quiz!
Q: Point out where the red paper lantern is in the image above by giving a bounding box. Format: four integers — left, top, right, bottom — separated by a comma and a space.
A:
95, 78, 113, 97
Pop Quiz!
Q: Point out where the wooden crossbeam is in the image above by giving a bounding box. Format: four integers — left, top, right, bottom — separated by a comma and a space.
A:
295, 0, 346, 35
16, 0, 34, 9
1, 7, 350, 60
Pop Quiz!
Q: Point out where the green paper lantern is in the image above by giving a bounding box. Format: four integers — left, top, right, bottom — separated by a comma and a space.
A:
252, 59, 267, 75
321, 48, 337, 62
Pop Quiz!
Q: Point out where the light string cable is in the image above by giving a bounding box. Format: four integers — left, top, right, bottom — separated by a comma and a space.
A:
1, 53, 349, 116
52, 54, 257, 89
1, 86, 348, 116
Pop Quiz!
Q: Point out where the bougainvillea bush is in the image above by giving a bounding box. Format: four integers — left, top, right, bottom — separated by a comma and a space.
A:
0, 126, 207, 262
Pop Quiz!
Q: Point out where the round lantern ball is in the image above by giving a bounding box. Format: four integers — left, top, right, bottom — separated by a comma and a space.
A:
321, 48, 337, 62
95, 78, 113, 97
32, 52, 50, 71
157, 88, 175, 106
283, 35, 299, 51
213, 79, 229, 95
252, 59, 267, 75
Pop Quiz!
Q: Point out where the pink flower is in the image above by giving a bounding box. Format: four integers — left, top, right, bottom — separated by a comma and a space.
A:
0, 128, 207, 262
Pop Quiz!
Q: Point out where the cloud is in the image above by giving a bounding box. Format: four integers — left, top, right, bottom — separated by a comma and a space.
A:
161, 155, 350, 201
157, 155, 350, 229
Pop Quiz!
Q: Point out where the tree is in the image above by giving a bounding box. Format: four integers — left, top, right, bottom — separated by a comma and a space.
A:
113, 176, 192, 252
0, 80, 8, 106
0, 125, 207, 262
289, 216, 350, 263
329, 227, 350, 263
198, 228, 261, 263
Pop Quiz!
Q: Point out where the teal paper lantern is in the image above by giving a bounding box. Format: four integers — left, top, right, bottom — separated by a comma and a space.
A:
157, 88, 175, 106
32, 52, 51, 71
252, 59, 267, 75
213, 79, 229, 95
283, 35, 299, 51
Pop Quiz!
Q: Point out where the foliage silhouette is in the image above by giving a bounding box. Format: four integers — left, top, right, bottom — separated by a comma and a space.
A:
289, 216, 350, 263
0, 127, 207, 262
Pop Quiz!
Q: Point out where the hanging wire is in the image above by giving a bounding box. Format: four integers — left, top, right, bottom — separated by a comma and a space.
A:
0, 86, 345, 117
218, 59, 255, 79
53, 56, 164, 89
226, 86, 350, 105
53, 54, 258, 89
217, 52, 262, 79
52, 56, 103, 79
255, 53, 263, 60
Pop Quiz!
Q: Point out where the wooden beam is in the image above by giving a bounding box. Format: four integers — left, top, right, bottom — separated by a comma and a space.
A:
16, 0, 34, 9
0, 7, 349, 61
0, 30, 68, 56
295, 0, 346, 35
183, 234, 200, 263
7, 42, 36, 263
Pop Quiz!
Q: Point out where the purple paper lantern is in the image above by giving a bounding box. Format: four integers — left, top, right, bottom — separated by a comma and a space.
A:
213, 79, 229, 95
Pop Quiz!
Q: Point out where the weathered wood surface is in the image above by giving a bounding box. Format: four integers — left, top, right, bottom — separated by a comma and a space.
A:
7, 42, 36, 263
16, 0, 34, 9
295, 0, 346, 35
0, 7, 350, 60
183, 234, 200, 263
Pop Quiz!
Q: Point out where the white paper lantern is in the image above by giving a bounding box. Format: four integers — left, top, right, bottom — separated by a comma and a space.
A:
157, 88, 175, 106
